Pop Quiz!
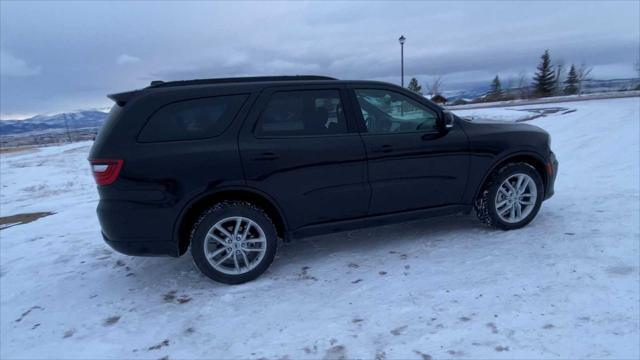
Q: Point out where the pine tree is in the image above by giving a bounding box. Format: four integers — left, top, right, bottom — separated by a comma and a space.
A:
532, 50, 555, 97
407, 77, 422, 94
564, 64, 579, 95
488, 75, 503, 100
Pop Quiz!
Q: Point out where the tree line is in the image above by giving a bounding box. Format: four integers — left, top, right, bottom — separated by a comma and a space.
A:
484, 50, 592, 101
406, 49, 639, 104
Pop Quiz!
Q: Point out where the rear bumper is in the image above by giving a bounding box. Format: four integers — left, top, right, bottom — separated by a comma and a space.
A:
544, 151, 558, 200
103, 232, 177, 257
97, 200, 179, 257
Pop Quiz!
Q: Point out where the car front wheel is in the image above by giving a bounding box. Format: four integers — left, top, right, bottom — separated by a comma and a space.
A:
190, 201, 278, 284
475, 163, 544, 230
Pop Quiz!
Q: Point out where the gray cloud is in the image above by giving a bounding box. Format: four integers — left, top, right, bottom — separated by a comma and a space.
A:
0, 50, 42, 77
1, 1, 638, 118
116, 54, 141, 65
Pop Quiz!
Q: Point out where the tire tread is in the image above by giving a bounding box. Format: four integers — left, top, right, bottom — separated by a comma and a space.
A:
474, 162, 542, 230
189, 201, 278, 284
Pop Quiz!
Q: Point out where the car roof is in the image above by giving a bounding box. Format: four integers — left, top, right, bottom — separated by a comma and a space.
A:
107, 76, 400, 106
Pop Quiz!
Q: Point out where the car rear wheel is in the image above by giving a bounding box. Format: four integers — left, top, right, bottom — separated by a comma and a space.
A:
475, 163, 544, 230
190, 201, 278, 284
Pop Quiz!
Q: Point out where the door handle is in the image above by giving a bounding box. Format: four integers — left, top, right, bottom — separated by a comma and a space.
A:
378, 144, 393, 153
421, 132, 441, 141
253, 152, 279, 161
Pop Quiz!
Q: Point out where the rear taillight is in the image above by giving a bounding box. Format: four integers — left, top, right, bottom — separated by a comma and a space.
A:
90, 159, 123, 186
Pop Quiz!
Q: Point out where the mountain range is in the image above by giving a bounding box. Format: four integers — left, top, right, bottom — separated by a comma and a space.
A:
0, 110, 109, 136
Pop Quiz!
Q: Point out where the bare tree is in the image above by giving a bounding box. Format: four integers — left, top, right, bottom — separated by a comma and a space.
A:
63, 113, 73, 143
505, 76, 516, 92
427, 75, 444, 97
501, 76, 518, 100
576, 62, 593, 94
517, 71, 529, 99
553, 59, 566, 95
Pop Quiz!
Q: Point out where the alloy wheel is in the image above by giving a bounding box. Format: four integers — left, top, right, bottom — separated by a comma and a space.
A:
204, 216, 267, 275
494, 173, 538, 223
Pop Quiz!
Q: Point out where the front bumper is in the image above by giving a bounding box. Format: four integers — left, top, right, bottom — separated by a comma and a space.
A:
544, 151, 558, 200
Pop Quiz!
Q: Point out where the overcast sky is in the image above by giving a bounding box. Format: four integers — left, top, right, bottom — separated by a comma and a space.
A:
1, 1, 639, 119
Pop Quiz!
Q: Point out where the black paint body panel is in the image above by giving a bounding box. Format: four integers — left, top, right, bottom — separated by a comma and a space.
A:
90, 79, 557, 257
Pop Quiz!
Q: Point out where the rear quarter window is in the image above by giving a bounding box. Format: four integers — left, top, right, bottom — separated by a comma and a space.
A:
138, 94, 248, 142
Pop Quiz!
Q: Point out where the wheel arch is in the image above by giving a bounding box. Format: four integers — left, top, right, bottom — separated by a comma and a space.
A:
174, 186, 288, 256
473, 151, 549, 201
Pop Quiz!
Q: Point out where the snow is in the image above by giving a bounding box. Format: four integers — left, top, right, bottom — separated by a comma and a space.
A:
447, 90, 640, 111
1, 97, 639, 359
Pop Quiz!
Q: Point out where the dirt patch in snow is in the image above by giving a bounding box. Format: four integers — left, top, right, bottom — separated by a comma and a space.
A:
390, 325, 408, 336
323, 344, 347, 360
513, 107, 573, 121
148, 339, 169, 351
14, 305, 43, 323
606, 265, 635, 276
0, 146, 36, 155
103, 315, 120, 326
413, 350, 432, 360
0, 212, 54, 230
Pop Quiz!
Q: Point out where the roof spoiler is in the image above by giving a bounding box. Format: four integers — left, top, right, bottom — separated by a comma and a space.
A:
146, 75, 336, 89
107, 90, 140, 106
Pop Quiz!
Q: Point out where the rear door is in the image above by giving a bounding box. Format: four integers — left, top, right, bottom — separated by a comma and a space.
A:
239, 85, 370, 230
349, 86, 469, 215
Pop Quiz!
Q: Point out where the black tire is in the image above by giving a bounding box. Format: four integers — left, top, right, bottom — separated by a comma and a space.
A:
190, 201, 278, 284
474, 162, 544, 230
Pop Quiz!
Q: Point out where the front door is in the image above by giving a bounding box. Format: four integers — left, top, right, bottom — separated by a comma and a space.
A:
239, 86, 370, 230
350, 87, 469, 215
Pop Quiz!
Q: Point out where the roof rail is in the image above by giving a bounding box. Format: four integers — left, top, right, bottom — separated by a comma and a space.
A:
147, 75, 337, 88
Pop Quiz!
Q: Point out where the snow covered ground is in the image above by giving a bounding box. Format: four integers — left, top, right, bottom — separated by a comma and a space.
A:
447, 90, 640, 111
1, 97, 638, 359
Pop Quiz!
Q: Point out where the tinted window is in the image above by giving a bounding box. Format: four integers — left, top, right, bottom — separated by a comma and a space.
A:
256, 90, 347, 137
355, 89, 438, 134
139, 95, 248, 142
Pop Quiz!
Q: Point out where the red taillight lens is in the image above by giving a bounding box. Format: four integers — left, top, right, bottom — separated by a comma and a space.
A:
90, 159, 123, 186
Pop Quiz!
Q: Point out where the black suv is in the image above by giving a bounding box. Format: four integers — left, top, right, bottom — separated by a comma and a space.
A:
90, 75, 558, 284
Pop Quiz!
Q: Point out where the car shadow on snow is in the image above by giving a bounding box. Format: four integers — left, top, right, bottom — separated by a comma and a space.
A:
277, 214, 481, 265
115, 213, 484, 288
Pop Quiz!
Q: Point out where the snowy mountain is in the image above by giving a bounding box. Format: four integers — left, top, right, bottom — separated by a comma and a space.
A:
439, 81, 490, 102
581, 78, 640, 92
0, 110, 109, 136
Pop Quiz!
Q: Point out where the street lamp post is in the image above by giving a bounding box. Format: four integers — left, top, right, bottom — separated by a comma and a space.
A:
399, 35, 405, 87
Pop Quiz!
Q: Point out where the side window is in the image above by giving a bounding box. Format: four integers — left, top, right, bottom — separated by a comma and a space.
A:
354, 89, 438, 134
138, 95, 248, 142
256, 90, 347, 137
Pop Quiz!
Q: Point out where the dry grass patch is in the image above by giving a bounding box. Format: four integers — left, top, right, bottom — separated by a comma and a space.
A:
0, 146, 36, 155
0, 212, 55, 230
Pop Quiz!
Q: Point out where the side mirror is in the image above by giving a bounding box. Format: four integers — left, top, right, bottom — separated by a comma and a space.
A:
443, 111, 455, 129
